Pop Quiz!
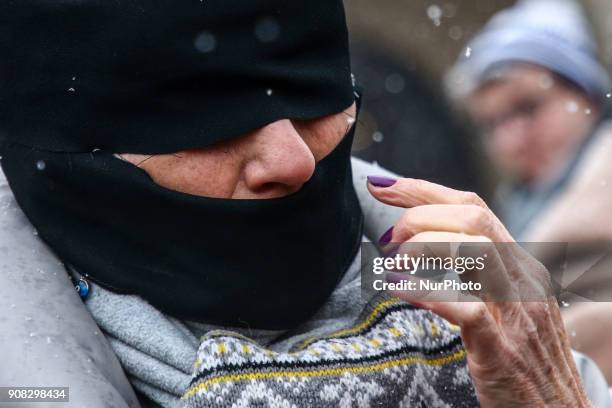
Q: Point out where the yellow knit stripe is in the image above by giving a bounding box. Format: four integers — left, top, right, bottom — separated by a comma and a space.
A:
192, 300, 452, 374
295, 297, 404, 351
183, 349, 466, 399
388, 327, 402, 337
369, 338, 381, 348
430, 321, 439, 337
331, 343, 343, 352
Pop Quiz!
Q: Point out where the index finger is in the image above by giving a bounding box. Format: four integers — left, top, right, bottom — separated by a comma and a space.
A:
367, 176, 489, 209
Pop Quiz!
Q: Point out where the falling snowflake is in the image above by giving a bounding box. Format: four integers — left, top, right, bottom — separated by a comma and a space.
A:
426, 5, 442, 27
448, 25, 463, 41
385, 73, 405, 94
565, 101, 579, 113
372, 131, 384, 143
254, 17, 280, 43
194, 31, 216, 53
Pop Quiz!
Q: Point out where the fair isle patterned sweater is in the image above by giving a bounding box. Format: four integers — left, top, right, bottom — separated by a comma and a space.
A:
182, 295, 478, 407
71, 158, 481, 407
82, 249, 479, 408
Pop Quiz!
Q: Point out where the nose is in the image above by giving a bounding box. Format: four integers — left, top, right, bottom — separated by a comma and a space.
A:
492, 116, 530, 152
241, 119, 316, 198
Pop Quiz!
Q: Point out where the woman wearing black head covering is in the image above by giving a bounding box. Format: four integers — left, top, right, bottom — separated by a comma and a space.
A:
0, 1, 604, 407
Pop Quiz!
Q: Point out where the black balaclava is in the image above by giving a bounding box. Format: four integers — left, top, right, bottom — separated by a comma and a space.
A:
0, 1, 363, 329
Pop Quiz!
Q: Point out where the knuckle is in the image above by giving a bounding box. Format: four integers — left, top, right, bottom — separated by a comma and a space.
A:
397, 208, 421, 237
461, 191, 486, 208
524, 325, 541, 345
526, 303, 550, 323
410, 179, 434, 202
463, 303, 489, 328
465, 206, 492, 234
410, 178, 430, 191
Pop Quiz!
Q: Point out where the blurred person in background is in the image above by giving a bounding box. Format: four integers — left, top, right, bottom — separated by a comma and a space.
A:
349, 42, 489, 197
448, 0, 612, 382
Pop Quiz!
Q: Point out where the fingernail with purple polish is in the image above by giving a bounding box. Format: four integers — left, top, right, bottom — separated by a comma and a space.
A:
378, 227, 394, 245
367, 176, 397, 188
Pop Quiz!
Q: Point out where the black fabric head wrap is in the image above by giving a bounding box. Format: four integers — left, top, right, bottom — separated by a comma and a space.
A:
0, 1, 363, 329
0, 0, 354, 154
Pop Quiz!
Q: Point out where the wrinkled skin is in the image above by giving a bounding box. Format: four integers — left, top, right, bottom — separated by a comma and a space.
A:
117, 103, 357, 199
369, 177, 590, 407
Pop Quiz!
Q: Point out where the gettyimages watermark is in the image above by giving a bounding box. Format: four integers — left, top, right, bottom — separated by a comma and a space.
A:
360, 242, 612, 303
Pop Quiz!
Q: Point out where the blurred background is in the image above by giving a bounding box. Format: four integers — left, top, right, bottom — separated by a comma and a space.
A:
343, 0, 612, 383
346, 0, 612, 83
347, 0, 514, 81
346, 0, 515, 199
344, 0, 612, 197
